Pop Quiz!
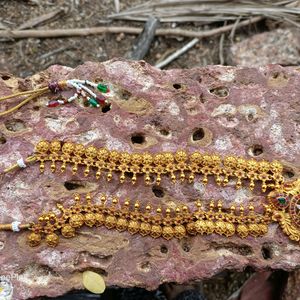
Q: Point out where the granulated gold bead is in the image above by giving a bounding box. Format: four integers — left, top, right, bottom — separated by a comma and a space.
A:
225, 223, 235, 237
94, 213, 105, 227
116, 218, 128, 232
249, 223, 260, 237
97, 148, 109, 161
62, 142, 74, 154
28, 232, 42, 247
35, 140, 50, 153
237, 224, 249, 238
105, 215, 117, 229
195, 219, 206, 235
69, 214, 85, 228
215, 220, 226, 235
50, 140, 61, 153
128, 220, 140, 234
131, 153, 143, 165
61, 224, 76, 238
84, 213, 96, 227
174, 225, 186, 239
162, 226, 174, 240
74, 144, 85, 156
109, 151, 119, 162
45, 233, 59, 247
175, 150, 187, 162
205, 220, 215, 234
258, 224, 268, 235
190, 152, 202, 163
140, 222, 151, 236
143, 153, 153, 164
186, 222, 197, 235
150, 225, 162, 238
85, 145, 97, 158
120, 152, 131, 164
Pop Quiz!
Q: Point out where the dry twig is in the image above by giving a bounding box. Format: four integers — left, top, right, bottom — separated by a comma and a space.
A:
108, 0, 300, 25
0, 16, 263, 39
17, 8, 65, 30
126, 16, 160, 60
155, 38, 199, 68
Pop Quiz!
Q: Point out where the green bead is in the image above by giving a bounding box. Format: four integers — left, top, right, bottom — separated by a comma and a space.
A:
278, 197, 286, 205
88, 98, 99, 107
97, 84, 108, 93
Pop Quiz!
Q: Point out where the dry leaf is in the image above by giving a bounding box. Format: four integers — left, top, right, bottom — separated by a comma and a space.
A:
82, 270, 106, 294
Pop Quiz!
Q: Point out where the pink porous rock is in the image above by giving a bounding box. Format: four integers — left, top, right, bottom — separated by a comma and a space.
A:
0, 59, 299, 299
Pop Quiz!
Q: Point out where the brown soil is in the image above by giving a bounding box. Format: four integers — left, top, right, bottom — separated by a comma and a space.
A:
0, 0, 264, 78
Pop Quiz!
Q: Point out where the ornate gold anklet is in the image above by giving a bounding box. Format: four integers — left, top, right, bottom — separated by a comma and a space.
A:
0, 179, 299, 248
21, 140, 285, 191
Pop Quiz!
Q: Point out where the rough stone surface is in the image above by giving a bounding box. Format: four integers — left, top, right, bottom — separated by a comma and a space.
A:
283, 269, 300, 300
0, 59, 299, 300
229, 28, 300, 67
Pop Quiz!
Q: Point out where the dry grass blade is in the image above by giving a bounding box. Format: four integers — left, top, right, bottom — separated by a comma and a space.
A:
108, 0, 300, 25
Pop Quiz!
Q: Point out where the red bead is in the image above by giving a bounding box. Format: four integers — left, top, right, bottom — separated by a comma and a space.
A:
48, 81, 62, 93
47, 100, 59, 107
96, 95, 106, 106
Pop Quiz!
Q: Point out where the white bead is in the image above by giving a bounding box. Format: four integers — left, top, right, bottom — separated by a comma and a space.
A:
11, 221, 21, 232
17, 158, 26, 168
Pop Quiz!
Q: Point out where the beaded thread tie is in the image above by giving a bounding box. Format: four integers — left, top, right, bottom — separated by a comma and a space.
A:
0, 79, 112, 117
0, 182, 299, 248
28, 140, 285, 192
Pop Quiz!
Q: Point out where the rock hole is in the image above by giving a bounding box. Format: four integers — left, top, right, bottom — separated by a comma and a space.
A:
283, 167, 295, 179
33, 106, 40, 111
4, 119, 26, 132
199, 93, 205, 103
209, 86, 229, 97
210, 242, 253, 256
1, 75, 10, 80
192, 128, 205, 141
0, 241, 4, 250
261, 244, 272, 260
181, 238, 191, 252
173, 83, 182, 90
102, 104, 111, 113
152, 186, 164, 198
120, 89, 132, 100
160, 245, 168, 254
0, 133, 6, 144
131, 133, 145, 144
160, 129, 170, 136
64, 181, 85, 191
139, 261, 151, 272
248, 144, 263, 157
247, 113, 254, 122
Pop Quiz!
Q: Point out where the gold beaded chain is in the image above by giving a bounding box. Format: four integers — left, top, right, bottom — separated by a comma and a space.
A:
0, 140, 299, 247
9, 139, 285, 191
2, 181, 297, 248
25, 193, 273, 247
